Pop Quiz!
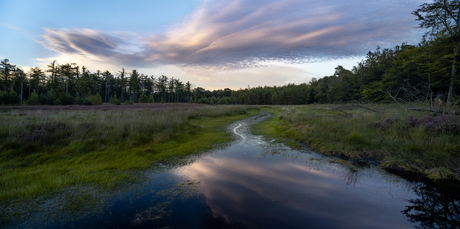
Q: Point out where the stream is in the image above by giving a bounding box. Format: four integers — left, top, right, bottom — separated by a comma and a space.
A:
8, 112, 460, 228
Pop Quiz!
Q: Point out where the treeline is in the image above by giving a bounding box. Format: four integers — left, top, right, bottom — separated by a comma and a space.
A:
2, 1, 458, 106
190, 84, 308, 105
195, 0, 460, 105
309, 38, 456, 104
0, 60, 194, 105
191, 36, 458, 106
0, 57, 312, 106
3, 34, 456, 107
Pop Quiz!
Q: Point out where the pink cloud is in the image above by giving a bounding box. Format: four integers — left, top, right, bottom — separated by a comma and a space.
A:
40, 0, 426, 71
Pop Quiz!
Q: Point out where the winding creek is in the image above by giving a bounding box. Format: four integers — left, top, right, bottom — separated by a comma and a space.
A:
7, 112, 460, 228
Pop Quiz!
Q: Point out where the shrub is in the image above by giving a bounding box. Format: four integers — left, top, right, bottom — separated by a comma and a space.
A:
374, 115, 460, 135
373, 117, 398, 130
420, 115, 460, 135
125, 96, 133, 105
401, 115, 460, 135
37, 89, 57, 105
89, 93, 102, 105
81, 98, 91, 105
109, 95, 120, 105
53, 98, 62, 105
75, 92, 84, 105
59, 93, 75, 105
139, 92, 148, 103
148, 95, 155, 103
0, 88, 21, 105
27, 90, 40, 105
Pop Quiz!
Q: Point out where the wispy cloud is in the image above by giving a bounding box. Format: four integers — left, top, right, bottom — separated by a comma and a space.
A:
41, 28, 150, 67
40, 0, 425, 71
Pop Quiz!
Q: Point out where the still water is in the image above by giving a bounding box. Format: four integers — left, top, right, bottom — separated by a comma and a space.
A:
10, 112, 460, 228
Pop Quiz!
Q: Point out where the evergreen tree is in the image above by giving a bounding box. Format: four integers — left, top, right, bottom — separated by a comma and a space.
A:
413, 0, 460, 102
0, 59, 16, 92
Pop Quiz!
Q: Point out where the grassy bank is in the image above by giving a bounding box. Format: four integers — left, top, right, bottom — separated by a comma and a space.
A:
0, 104, 259, 200
255, 104, 460, 180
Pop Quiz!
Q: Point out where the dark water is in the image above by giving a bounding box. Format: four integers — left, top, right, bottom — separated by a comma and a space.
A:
8, 112, 460, 228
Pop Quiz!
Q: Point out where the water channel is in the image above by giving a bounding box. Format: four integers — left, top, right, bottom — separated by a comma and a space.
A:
8, 112, 460, 228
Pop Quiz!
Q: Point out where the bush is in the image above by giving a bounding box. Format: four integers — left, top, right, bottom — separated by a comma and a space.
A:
139, 92, 148, 103
375, 115, 460, 135
148, 95, 155, 103
59, 93, 75, 105
373, 117, 398, 130
27, 90, 40, 105
89, 93, 102, 105
0, 88, 21, 105
75, 93, 102, 106
38, 93, 48, 105
109, 95, 120, 105
53, 98, 62, 105
83, 98, 92, 105
38, 89, 57, 105
75, 92, 84, 105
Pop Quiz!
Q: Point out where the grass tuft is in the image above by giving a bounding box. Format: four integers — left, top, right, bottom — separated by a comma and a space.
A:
344, 131, 365, 145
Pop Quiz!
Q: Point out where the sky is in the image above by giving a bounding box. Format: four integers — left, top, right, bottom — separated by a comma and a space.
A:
1, 0, 427, 90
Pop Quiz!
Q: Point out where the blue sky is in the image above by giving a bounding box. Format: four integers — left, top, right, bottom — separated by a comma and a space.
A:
1, 0, 427, 89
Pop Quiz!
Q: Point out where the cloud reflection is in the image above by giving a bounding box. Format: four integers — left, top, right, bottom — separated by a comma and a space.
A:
173, 144, 418, 228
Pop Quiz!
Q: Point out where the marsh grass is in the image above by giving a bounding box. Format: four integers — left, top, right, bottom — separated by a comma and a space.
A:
255, 104, 460, 180
0, 105, 259, 201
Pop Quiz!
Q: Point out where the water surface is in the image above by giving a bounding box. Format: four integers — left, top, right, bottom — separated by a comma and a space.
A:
8, 112, 460, 228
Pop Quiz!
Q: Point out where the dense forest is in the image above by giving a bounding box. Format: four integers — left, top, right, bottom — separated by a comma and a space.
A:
1, 0, 459, 106
0, 59, 195, 105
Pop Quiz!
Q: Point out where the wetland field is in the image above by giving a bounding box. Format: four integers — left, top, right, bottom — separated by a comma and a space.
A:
1, 103, 459, 228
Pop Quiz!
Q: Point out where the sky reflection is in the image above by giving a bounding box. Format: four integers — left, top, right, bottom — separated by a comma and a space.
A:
5, 114, 459, 228
174, 142, 417, 229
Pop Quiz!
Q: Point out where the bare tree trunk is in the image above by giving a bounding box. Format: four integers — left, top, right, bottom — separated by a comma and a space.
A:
447, 8, 460, 103
448, 45, 458, 103
21, 75, 23, 103
104, 81, 106, 103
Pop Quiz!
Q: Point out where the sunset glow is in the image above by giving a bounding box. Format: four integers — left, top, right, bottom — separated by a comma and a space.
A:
1, 0, 425, 89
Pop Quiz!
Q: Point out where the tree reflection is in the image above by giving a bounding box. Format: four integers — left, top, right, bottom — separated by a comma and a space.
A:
342, 168, 361, 186
402, 180, 460, 229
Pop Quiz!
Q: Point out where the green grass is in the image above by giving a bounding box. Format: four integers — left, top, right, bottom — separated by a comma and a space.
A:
0, 105, 260, 201
255, 104, 460, 180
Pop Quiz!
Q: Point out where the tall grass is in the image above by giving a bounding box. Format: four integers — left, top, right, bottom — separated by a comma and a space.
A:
255, 104, 460, 180
0, 105, 258, 200
1, 106, 250, 154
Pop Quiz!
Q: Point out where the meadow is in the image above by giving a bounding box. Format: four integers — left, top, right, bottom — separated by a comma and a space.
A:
2, 102, 459, 204
0, 104, 259, 201
255, 104, 460, 180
